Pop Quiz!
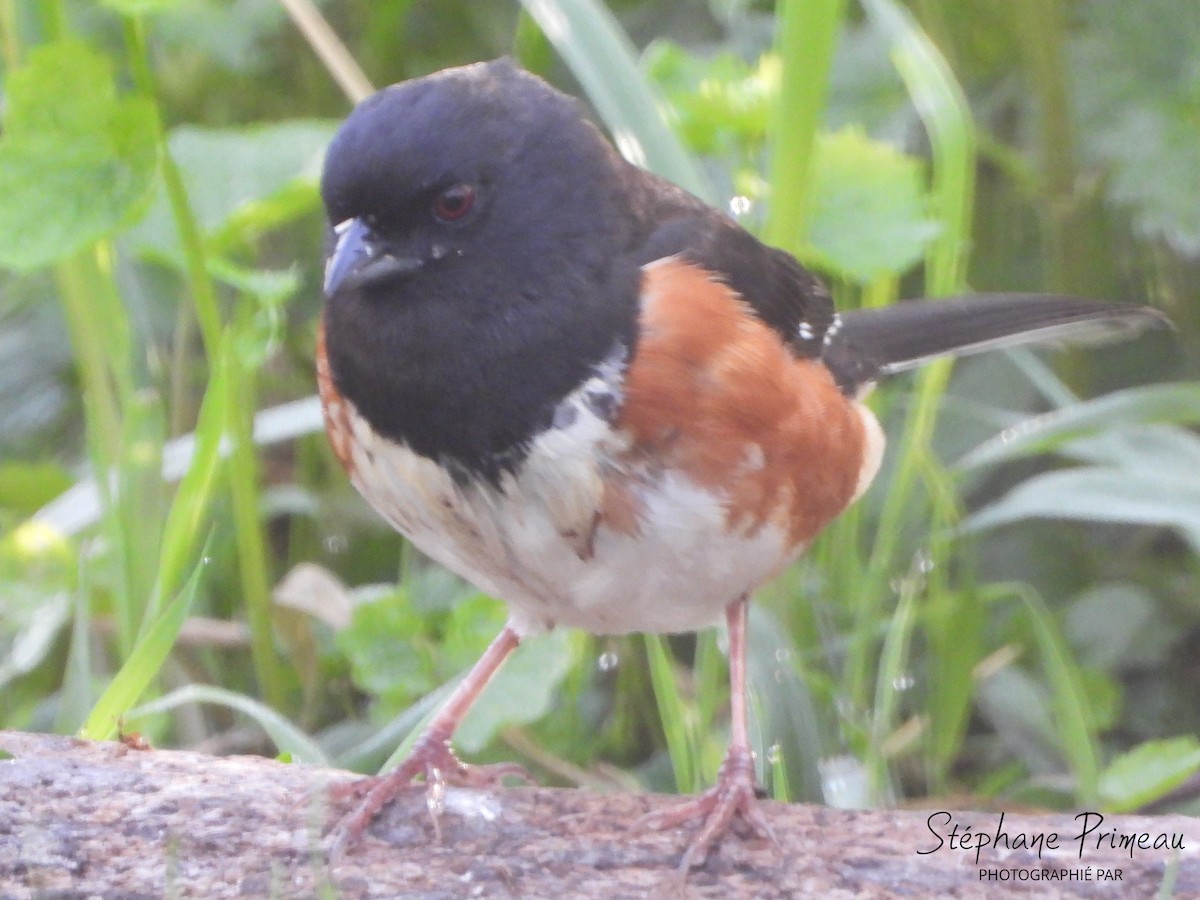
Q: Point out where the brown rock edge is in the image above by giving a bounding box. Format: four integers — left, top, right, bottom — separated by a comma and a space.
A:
1, 730, 1197, 898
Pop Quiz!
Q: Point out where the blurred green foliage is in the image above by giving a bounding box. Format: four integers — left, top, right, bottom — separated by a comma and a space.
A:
0, 0, 1198, 825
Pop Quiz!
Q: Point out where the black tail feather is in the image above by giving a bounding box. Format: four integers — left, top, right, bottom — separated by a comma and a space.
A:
824, 293, 1171, 393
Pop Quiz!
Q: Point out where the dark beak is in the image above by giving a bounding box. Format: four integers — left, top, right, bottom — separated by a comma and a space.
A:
324, 217, 423, 297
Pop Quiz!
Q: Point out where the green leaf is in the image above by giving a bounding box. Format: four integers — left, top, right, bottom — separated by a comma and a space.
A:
805, 127, 941, 282
337, 584, 507, 715
1062, 426, 1200, 474
1099, 737, 1200, 813
337, 588, 436, 704
963, 468, 1200, 553
441, 595, 512, 674
124, 121, 337, 267
643, 44, 776, 155
1066, 583, 1184, 671
0, 41, 159, 272
0, 463, 73, 515
957, 384, 1200, 471
456, 629, 573, 753
975, 666, 1061, 774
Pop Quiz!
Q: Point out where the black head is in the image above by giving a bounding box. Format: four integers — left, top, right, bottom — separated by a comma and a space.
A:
320, 60, 642, 480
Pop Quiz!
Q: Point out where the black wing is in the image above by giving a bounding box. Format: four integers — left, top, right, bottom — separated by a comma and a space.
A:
617, 169, 1169, 393
823, 293, 1171, 393
625, 170, 836, 358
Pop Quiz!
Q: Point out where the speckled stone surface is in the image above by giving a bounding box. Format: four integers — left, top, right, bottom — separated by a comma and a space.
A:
1, 731, 1197, 898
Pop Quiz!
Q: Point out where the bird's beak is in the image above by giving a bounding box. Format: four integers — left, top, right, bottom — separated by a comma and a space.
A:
324, 217, 423, 297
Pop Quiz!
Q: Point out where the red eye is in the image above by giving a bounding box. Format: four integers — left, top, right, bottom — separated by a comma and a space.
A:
432, 183, 475, 222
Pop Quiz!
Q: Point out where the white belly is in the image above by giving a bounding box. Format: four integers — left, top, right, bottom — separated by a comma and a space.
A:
341, 397, 795, 638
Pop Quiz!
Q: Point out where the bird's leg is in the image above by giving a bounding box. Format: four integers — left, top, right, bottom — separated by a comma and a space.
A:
328, 623, 525, 860
638, 597, 779, 871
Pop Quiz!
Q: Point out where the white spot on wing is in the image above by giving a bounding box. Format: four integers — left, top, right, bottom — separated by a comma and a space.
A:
823, 313, 843, 347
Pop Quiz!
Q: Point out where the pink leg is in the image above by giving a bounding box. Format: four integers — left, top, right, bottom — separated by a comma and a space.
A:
638, 597, 778, 871
328, 623, 524, 860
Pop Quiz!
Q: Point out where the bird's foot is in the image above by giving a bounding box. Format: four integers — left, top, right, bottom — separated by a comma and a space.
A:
327, 733, 529, 862
637, 744, 779, 872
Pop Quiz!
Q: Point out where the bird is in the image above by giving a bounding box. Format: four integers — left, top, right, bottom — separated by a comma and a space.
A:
316, 58, 1169, 870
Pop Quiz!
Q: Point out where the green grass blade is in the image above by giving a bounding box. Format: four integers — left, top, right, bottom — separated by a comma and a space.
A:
225, 311, 286, 709
55, 585, 94, 734
862, 0, 975, 295
129, 685, 329, 765
643, 633, 696, 793
1158, 853, 1181, 900
768, 742, 792, 802
691, 629, 722, 767
867, 565, 921, 803
80, 542, 210, 741
115, 388, 167, 649
518, 0, 716, 202
123, 15, 222, 361
762, 0, 848, 254
55, 247, 140, 653
1010, 583, 1101, 805
141, 335, 232, 631
848, 0, 977, 712
746, 604, 826, 802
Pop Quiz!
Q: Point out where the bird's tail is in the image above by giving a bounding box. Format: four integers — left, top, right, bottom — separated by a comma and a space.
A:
825, 293, 1171, 392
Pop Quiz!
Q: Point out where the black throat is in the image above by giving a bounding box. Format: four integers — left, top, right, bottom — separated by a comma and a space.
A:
324, 249, 640, 483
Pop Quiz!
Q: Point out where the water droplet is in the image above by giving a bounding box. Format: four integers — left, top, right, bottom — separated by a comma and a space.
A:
324, 533, 349, 554
774, 647, 792, 663
914, 549, 935, 574
729, 195, 753, 217
426, 769, 446, 818
598, 651, 619, 672
766, 743, 783, 765
202, 556, 213, 565
892, 673, 916, 692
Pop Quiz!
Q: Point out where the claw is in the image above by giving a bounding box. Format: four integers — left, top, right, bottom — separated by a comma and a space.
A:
327, 734, 526, 862
638, 744, 779, 871
326, 625, 524, 863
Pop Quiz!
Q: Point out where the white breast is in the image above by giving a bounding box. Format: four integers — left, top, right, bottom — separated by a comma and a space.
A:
341, 384, 796, 638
